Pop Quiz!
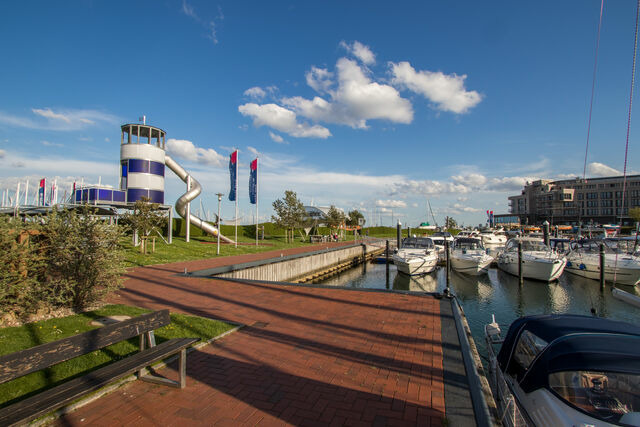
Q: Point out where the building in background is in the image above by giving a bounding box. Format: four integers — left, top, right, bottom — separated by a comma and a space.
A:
508, 175, 640, 226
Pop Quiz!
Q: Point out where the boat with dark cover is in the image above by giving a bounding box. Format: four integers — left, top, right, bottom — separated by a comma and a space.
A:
485, 314, 640, 426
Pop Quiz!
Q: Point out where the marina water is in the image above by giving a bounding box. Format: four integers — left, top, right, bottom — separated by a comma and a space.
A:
317, 262, 640, 361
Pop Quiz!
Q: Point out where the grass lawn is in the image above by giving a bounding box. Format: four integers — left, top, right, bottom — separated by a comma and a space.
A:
123, 234, 311, 267
0, 304, 236, 407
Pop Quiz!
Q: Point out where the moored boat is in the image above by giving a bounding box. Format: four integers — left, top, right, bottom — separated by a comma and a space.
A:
496, 237, 567, 281
485, 314, 640, 427
565, 239, 640, 286
450, 237, 494, 275
391, 237, 438, 275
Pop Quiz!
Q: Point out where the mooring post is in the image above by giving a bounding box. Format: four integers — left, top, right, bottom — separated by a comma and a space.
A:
445, 240, 450, 285
385, 239, 390, 288
518, 240, 523, 286
599, 242, 605, 290
396, 221, 402, 249
542, 220, 550, 246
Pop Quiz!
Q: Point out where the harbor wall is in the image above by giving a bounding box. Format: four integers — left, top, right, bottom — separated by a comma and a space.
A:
207, 242, 384, 283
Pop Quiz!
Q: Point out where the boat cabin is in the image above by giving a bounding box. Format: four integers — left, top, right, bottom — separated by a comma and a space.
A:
400, 237, 434, 249
497, 314, 640, 425
453, 237, 484, 251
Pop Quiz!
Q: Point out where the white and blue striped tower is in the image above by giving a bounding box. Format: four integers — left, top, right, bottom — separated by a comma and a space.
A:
120, 123, 166, 204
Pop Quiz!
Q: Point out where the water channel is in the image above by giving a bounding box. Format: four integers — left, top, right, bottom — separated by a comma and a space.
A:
317, 261, 640, 361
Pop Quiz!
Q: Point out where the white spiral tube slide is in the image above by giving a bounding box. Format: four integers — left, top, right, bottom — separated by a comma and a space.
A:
165, 155, 234, 243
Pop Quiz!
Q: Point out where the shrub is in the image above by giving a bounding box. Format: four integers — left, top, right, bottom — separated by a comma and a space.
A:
0, 207, 126, 319
0, 217, 46, 317
40, 207, 126, 310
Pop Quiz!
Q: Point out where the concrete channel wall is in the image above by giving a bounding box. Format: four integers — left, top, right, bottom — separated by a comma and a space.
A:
208, 242, 384, 283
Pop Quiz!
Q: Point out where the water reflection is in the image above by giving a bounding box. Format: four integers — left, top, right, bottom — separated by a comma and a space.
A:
317, 262, 640, 362
447, 271, 494, 303
392, 271, 438, 292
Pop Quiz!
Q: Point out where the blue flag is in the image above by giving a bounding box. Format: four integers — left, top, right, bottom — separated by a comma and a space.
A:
249, 158, 257, 204
229, 150, 237, 201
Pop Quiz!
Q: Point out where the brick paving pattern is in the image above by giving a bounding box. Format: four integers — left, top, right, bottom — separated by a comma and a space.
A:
56, 242, 445, 426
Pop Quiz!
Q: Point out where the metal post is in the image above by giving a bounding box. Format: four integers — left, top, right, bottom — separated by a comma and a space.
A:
385, 239, 390, 288
445, 240, 450, 285
542, 220, 549, 246
216, 193, 223, 255
408, 226, 411, 238
518, 241, 523, 286
168, 208, 173, 244
396, 221, 402, 249
599, 242, 605, 290
185, 176, 191, 243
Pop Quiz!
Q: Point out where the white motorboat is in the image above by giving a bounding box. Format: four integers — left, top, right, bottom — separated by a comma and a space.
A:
391, 237, 438, 275
496, 237, 567, 281
456, 230, 480, 239
450, 237, 494, 275
485, 314, 640, 427
480, 229, 508, 246
429, 231, 454, 263
565, 239, 640, 286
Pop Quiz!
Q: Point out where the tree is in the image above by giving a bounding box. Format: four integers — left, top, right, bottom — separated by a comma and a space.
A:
271, 190, 306, 242
630, 207, 640, 224
347, 209, 365, 227
325, 205, 346, 237
122, 197, 167, 252
445, 216, 458, 230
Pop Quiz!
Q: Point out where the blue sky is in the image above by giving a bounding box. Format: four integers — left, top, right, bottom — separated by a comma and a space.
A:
1, 0, 639, 227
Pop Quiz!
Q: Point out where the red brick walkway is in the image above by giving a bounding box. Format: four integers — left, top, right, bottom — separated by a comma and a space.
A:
57, 243, 445, 426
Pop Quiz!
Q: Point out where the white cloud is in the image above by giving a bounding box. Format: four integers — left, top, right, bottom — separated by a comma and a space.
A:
268, 131, 287, 144
238, 103, 331, 138
181, 0, 197, 19
166, 138, 225, 167
390, 61, 482, 114
283, 58, 413, 129
244, 86, 266, 99
0, 149, 5, 159
588, 162, 621, 177
451, 203, 481, 213
41, 140, 64, 147
340, 40, 376, 65
486, 176, 534, 192
181, 0, 223, 45
376, 199, 407, 208
306, 67, 334, 93
11, 161, 25, 168
450, 173, 487, 188
0, 108, 118, 131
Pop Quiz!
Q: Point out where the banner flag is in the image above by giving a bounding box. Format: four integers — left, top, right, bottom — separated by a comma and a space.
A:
39, 178, 45, 206
249, 158, 258, 205
228, 150, 237, 201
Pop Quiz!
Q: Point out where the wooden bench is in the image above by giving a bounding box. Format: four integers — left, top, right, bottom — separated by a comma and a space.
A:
0, 309, 199, 426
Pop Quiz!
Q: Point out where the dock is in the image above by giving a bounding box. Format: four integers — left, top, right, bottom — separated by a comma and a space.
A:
52, 242, 491, 426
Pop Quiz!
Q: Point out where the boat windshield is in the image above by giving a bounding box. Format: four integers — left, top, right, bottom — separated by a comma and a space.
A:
572, 240, 620, 254
401, 238, 433, 249
506, 239, 549, 252
604, 238, 640, 254
549, 371, 640, 424
455, 238, 483, 250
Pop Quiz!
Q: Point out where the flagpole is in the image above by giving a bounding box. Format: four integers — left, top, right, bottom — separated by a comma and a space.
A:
236, 151, 239, 247
256, 156, 260, 246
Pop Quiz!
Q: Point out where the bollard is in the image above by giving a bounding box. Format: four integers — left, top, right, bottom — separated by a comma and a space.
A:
396, 221, 402, 249
600, 242, 605, 290
518, 241, 523, 286
542, 220, 550, 246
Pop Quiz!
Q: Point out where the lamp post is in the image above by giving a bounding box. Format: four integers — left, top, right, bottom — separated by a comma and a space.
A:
216, 193, 223, 255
